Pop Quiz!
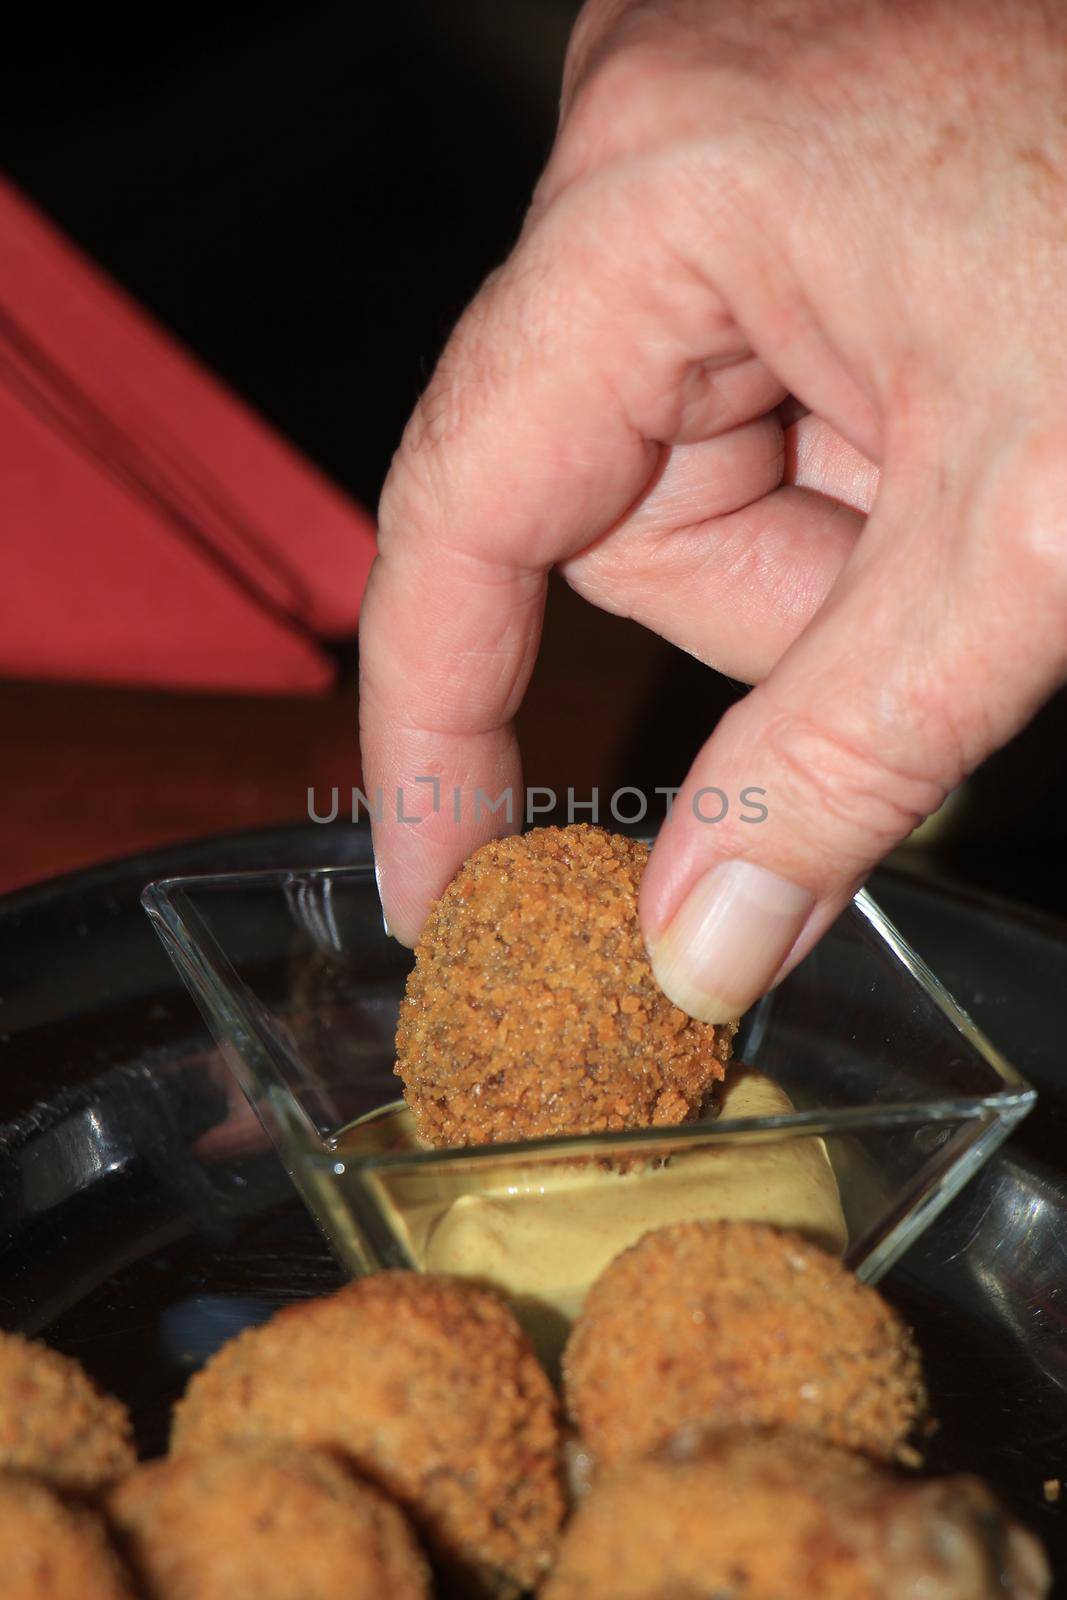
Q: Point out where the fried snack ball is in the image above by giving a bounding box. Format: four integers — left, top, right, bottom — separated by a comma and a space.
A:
171, 1273, 565, 1597
395, 825, 735, 1146
564, 1220, 927, 1466
0, 1471, 136, 1600
108, 1446, 431, 1600
0, 1330, 136, 1494
540, 1433, 1051, 1600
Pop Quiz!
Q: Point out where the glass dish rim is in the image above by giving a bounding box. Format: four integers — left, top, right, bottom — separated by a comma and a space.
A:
142, 864, 1037, 1168
142, 863, 1038, 1282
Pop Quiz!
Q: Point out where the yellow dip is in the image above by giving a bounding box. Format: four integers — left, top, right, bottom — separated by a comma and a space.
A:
368, 1068, 848, 1366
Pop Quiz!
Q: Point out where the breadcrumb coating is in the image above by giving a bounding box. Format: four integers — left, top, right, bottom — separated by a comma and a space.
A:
171, 1273, 565, 1597
540, 1432, 1051, 1599
0, 1330, 136, 1494
0, 1471, 136, 1599
564, 1220, 927, 1466
108, 1447, 431, 1600
395, 826, 734, 1147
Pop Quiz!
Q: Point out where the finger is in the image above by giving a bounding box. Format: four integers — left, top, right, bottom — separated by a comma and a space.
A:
562, 420, 864, 679
786, 412, 880, 512
360, 170, 781, 943
641, 426, 1067, 1022
358, 541, 544, 944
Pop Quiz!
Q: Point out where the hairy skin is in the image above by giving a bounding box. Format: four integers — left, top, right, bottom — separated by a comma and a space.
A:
360, 0, 1067, 1017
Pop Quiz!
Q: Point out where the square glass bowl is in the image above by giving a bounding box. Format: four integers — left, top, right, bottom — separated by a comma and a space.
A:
143, 865, 1034, 1359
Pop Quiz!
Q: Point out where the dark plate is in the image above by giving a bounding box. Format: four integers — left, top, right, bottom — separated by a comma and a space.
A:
1, 824, 1064, 1587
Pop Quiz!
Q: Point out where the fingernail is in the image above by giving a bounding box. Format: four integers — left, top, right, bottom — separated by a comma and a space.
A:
373, 858, 393, 938
649, 859, 814, 1022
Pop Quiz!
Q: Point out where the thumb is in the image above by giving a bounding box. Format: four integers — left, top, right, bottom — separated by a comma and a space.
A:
641, 424, 1067, 1021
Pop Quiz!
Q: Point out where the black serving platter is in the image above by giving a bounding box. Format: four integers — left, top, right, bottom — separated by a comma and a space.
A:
0, 824, 1063, 1588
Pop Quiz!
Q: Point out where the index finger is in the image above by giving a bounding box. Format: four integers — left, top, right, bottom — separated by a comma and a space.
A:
358, 171, 777, 942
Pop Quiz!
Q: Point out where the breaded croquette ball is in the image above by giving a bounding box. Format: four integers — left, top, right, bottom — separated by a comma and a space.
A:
0, 1471, 136, 1600
108, 1447, 431, 1600
171, 1274, 565, 1597
0, 1330, 136, 1494
564, 1220, 927, 1466
540, 1433, 1051, 1600
395, 825, 735, 1147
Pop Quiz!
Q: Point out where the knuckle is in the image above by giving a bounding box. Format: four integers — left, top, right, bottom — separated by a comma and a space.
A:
377, 419, 454, 557
379, 293, 513, 544
756, 703, 947, 860
563, 3, 656, 115
555, 23, 680, 185
567, 33, 660, 124
404, 290, 500, 459
395, 247, 555, 473
559, 0, 623, 105
406, 355, 472, 459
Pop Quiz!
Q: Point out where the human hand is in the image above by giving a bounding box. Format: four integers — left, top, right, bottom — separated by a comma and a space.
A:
359, 0, 1067, 1020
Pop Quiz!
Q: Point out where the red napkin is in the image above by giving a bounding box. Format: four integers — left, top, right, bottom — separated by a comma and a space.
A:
0, 180, 377, 693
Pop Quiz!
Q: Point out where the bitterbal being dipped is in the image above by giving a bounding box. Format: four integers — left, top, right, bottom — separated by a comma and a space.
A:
394, 824, 736, 1147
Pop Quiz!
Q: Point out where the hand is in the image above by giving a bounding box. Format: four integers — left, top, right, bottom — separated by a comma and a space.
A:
359, 0, 1067, 1020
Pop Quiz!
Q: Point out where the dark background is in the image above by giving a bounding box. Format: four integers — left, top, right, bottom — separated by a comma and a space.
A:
3, 0, 1067, 913
3, 0, 578, 510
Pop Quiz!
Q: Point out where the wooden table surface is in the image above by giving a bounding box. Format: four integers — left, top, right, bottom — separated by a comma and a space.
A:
0, 579, 667, 894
